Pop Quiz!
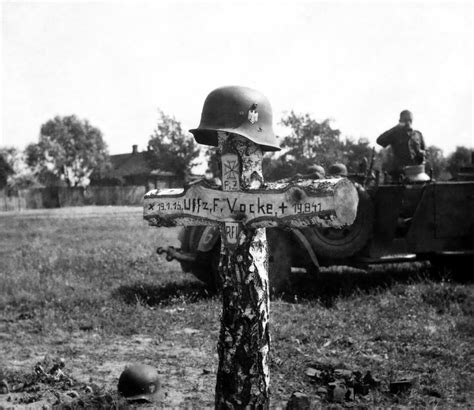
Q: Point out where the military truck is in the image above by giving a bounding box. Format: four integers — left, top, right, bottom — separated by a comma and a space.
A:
157, 157, 474, 292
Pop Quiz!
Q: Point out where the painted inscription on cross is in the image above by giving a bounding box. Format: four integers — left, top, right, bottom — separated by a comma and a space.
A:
143, 133, 358, 407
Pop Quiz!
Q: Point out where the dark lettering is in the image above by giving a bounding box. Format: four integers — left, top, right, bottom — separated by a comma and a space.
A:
227, 198, 238, 213
225, 225, 236, 239
312, 203, 321, 212
279, 202, 288, 214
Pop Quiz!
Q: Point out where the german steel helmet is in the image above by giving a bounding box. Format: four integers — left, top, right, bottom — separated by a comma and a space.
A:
307, 164, 326, 178
117, 364, 161, 402
190, 86, 280, 151
328, 163, 348, 177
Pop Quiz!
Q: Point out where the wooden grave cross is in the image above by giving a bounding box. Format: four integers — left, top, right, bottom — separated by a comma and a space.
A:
143, 132, 358, 408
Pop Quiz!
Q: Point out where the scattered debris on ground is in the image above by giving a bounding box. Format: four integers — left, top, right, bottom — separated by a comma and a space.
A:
302, 362, 388, 405
2, 209, 472, 407
0, 356, 127, 408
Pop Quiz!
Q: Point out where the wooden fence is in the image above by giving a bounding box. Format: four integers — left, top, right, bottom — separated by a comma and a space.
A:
0, 185, 146, 211
0, 195, 27, 212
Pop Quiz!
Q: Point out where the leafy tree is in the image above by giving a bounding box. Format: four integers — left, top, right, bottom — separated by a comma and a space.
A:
269, 112, 374, 180
26, 115, 109, 187
446, 146, 472, 177
280, 111, 344, 174
205, 146, 220, 178
425, 145, 448, 180
262, 154, 296, 181
375, 145, 394, 175
148, 110, 200, 182
25, 143, 61, 187
0, 151, 13, 190
0, 147, 38, 190
341, 137, 373, 173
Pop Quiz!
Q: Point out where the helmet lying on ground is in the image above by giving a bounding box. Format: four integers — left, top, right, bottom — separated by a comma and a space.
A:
117, 364, 161, 402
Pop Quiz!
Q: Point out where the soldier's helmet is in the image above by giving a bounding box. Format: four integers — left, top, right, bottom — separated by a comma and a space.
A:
328, 163, 348, 177
190, 86, 280, 151
307, 164, 326, 179
117, 364, 161, 402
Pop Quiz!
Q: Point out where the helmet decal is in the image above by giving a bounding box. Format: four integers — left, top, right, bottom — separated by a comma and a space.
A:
248, 103, 259, 124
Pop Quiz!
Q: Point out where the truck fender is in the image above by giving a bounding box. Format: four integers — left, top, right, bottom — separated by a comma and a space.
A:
197, 225, 220, 252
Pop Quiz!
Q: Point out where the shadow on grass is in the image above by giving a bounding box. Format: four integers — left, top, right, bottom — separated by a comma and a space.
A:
112, 262, 468, 308
112, 280, 214, 306
284, 262, 436, 307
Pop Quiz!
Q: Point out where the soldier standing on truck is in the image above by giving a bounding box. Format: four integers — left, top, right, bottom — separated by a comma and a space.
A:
377, 110, 426, 180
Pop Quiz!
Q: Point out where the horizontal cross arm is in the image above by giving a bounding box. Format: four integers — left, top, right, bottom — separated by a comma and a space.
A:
143, 178, 358, 229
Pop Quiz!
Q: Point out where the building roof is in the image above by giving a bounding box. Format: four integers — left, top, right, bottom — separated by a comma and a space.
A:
106, 146, 175, 179
109, 152, 150, 177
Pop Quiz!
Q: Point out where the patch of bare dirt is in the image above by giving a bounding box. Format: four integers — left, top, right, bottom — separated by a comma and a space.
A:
0, 332, 215, 408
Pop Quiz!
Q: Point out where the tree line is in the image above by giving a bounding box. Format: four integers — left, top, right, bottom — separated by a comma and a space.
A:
0, 111, 471, 192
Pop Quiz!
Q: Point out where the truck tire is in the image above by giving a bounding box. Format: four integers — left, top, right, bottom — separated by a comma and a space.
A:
267, 228, 293, 294
179, 226, 221, 292
301, 187, 374, 259
180, 227, 292, 294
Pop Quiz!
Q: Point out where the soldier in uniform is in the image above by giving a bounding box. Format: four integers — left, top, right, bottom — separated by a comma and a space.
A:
377, 110, 426, 180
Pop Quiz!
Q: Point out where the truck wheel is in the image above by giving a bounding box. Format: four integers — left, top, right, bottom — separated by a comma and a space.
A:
179, 226, 221, 292
195, 244, 221, 292
302, 187, 374, 259
267, 228, 293, 295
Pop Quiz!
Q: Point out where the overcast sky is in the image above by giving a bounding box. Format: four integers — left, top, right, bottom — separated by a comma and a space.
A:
1, 1, 472, 165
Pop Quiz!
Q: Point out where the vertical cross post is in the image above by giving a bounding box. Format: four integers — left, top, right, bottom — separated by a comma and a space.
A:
215, 132, 270, 408
143, 143, 359, 407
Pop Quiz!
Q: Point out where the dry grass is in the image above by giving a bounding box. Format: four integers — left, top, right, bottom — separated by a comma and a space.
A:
0, 206, 473, 408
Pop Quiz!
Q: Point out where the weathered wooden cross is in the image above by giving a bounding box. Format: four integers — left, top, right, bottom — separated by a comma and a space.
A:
143, 132, 358, 408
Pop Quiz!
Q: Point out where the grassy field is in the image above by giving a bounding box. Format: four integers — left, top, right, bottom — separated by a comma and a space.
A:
0, 206, 473, 408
